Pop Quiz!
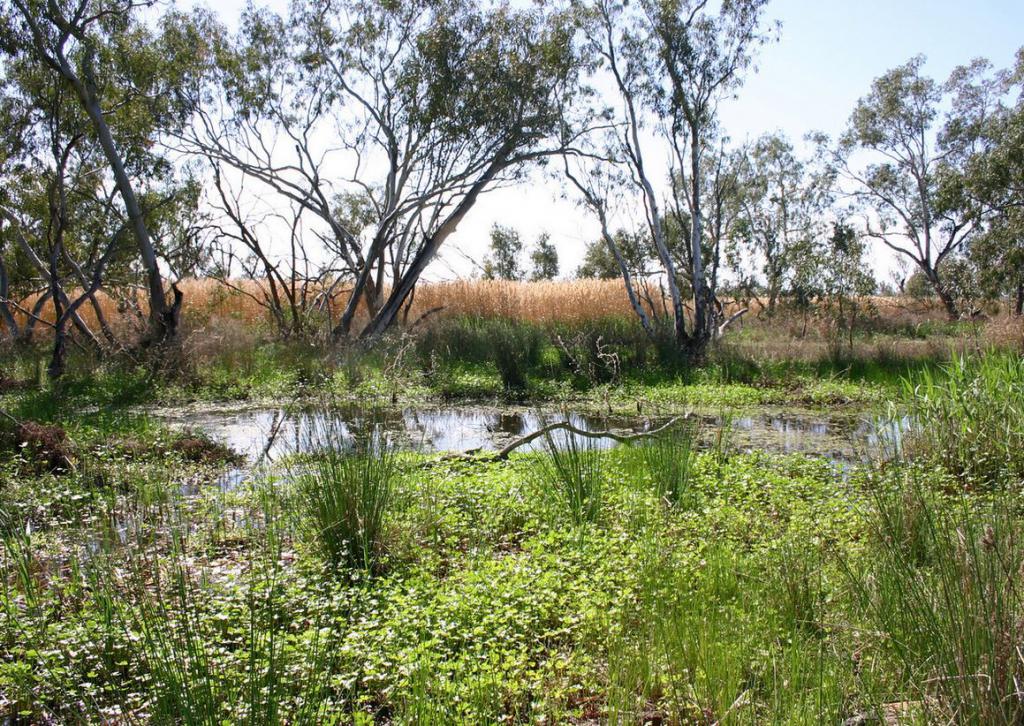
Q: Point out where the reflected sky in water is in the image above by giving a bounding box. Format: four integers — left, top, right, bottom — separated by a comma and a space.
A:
153, 404, 892, 468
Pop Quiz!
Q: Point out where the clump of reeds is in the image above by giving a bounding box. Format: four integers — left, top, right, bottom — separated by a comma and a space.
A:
637, 419, 700, 507
534, 427, 604, 525
845, 472, 1024, 723
295, 416, 398, 572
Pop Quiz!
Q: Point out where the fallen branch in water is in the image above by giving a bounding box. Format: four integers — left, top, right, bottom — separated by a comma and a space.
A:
444, 414, 691, 462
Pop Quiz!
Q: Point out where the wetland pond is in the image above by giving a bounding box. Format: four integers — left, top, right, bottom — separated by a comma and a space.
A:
148, 402, 904, 491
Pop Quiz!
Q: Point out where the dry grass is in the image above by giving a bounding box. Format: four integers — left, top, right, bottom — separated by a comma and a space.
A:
5, 278, 1022, 357
4, 278, 643, 334
406, 279, 638, 323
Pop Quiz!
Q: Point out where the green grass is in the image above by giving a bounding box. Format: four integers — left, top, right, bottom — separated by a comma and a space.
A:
4, 346, 1024, 723
533, 429, 605, 525
0, 441, 876, 722
900, 350, 1024, 489
843, 471, 1024, 724
295, 416, 400, 573
1, 313, 959, 412
635, 418, 700, 507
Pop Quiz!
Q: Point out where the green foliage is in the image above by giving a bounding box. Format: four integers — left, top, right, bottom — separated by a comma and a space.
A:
533, 429, 604, 525
418, 316, 544, 395
636, 419, 699, 507
528, 232, 559, 281
8, 335, 1024, 722
844, 473, 1024, 724
730, 132, 833, 313
946, 50, 1024, 307
837, 55, 980, 316
296, 419, 398, 572
492, 326, 543, 395
901, 351, 1024, 489
482, 224, 523, 281
575, 230, 650, 280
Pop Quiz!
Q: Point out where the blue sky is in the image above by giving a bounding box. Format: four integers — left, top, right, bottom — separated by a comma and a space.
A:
447, 0, 1024, 280
720, 0, 1024, 145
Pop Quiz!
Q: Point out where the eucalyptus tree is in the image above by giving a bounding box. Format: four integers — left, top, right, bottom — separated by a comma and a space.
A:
184, 0, 584, 340
565, 0, 772, 358
0, 0, 207, 344
814, 222, 877, 350
483, 224, 524, 281
944, 50, 1024, 313
668, 142, 746, 327
829, 56, 982, 319
0, 78, 122, 376
731, 133, 834, 316
529, 233, 559, 281
0, 54, 203, 375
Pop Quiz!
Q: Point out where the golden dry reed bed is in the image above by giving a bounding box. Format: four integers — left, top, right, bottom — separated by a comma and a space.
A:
4, 276, 1012, 338
6, 278, 645, 332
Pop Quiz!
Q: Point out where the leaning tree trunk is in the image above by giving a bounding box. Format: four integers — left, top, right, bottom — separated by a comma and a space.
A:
47, 244, 67, 380
81, 93, 177, 343
17, 291, 52, 345
50, 41, 179, 345
0, 251, 19, 340
360, 153, 511, 339
929, 272, 959, 320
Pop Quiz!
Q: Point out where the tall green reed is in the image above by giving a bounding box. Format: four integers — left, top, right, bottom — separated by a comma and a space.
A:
296, 416, 398, 572
534, 427, 604, 525
637, 419, 700, 507
900, 351, 1024, 489
845, 471, 1024, 724
103, 477, 335, 725
607, 535, 845, 724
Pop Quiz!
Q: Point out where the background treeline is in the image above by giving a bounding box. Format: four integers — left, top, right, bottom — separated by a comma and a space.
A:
1, 0, 1022, 379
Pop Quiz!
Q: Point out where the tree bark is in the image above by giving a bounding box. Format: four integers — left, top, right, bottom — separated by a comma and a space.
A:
929, 272, 959, 320
78, 91, 176, 343
47, 240, 67, 380
0, 249, 19, 339
683, 124, 715, 361
18, 291, 52, 344
359, 151, 513, 339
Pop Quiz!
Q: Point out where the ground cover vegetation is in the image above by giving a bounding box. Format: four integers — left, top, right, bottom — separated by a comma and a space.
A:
3, 0, 1024, 722
1, 348, 1024, 723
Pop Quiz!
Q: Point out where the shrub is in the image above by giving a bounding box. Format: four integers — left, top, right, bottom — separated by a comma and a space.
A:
417, 316, 544, 393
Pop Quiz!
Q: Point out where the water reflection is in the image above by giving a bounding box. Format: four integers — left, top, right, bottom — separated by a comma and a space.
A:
153, 404, 889, 472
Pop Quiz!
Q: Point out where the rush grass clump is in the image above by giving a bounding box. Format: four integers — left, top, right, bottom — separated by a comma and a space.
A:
534, 428, 604, 525
846, 472, 1024, 724
296, 417, 399, 572
636, 418, 700, 507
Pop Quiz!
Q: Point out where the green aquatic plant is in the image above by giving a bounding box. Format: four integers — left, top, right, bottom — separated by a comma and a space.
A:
534, 426, 604, 525
901, 351, 1024, 489
637, 418, 700, 507
845, 472, 1024, 724
296, 417, 399, 572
